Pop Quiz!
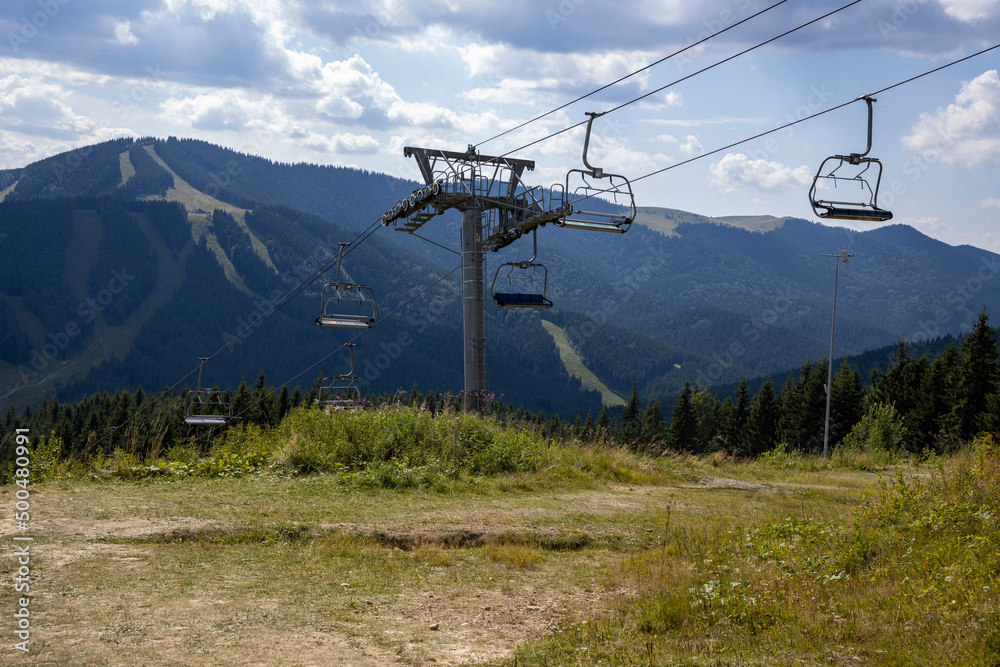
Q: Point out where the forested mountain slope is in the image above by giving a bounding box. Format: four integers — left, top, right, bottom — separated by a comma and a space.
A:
3, 137, 999, 413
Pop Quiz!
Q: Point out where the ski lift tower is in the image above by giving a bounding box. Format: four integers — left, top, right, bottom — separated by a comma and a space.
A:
380, 145, 566, 413
381, 115, 636, 413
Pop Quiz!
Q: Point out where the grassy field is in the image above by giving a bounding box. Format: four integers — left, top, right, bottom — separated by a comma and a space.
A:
2, 407, 998, 666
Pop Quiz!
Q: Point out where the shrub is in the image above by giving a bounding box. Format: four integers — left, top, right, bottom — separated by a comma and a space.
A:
834, 402, 908, 468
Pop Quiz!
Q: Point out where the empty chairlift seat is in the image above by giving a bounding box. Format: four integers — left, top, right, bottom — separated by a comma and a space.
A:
184, 357, 233, 426
316, 283, 378, 328
184, 391, 232, 425
315, 243, 379, 328
493, 291, 552, 308
809, 96, 893, 223
554, 112, 637, 234
491, 230, 553, 309
315, 344, 364, 410
316, 378, 364, 411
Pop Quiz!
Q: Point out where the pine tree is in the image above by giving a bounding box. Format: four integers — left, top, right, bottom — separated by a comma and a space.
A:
900, 346, 955, 450
55, 418, 74, 455
667, 381, 697, 451
723, 378, 750, 452
641, 399, 666, 452
742, 378, 779, 457
829, 361, 864, 448
868, 339, 921, 418
620, 383, 643, 449
596, 405, 611, 435
233, 381, 253, 422
692, 389, 722, 452
252, 371, 273, 426
276, 386, 290, 422
133, 387, 146, 410
109, 391, 132, 431
951, 308, 1000, 439
800, 360, 828, 453
84, 412, 104, 452
777, 374, 801, 448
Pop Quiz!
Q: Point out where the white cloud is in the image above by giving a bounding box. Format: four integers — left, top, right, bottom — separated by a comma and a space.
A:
312, 55, 400, 120
0, 75, 96, 139
387, 101, 458, 129
898, 216, 949, 233
296, 131, 380, 154
641, 116, 770, 128
163, 0, 245, 22
708, 153, 812, 194
160, 92, 285, 132
902, 70, 1000, 166
937, 0, 1000, 22
679, 135, 702, 156
457, 42, 501, 78
113, 20, 140, 45
0, 132, 51, 170
455, 42, 654, 101
638, 91, 683, 111
0, 73, 137, 168
983, 197, 1000, 207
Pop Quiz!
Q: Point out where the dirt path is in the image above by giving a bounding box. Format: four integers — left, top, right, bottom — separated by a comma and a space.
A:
2, 481, 702, 666
0, 468, 863, 666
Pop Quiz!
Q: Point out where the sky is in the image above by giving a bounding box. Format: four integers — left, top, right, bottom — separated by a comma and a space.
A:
1, 0, 998, 249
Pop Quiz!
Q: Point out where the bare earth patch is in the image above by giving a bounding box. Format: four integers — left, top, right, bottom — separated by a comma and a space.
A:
694, 477, 775, 492
2, 470, 864, 666
1, 482, 673, 666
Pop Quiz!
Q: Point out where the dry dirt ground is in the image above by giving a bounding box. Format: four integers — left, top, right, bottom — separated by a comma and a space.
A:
0, 476, 796, 666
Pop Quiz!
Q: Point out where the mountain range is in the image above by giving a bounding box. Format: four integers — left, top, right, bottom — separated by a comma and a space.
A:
2, 137, 999, 415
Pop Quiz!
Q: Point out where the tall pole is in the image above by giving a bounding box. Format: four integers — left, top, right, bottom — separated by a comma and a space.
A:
461, 207, 486, 413
822, 250, 852, 460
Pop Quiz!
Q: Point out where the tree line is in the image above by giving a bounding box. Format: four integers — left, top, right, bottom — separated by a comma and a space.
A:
599, 308, 999, 456
4, 308, 1000, 470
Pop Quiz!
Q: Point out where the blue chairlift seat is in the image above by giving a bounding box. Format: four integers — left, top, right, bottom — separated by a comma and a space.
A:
493, 292, 553, 308
815, 205, 893, 222
491, 237, 553, 309
809, 96, 892, 223
809, 154, 892, 222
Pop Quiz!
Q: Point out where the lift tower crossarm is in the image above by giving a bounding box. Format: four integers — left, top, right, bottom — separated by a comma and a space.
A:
404, 146, 535, 188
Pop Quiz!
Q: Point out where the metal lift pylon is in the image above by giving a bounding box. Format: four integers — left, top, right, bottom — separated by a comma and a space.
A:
381, 145, 543, 413
461, 207, 487, 413
380, 124, 635, 413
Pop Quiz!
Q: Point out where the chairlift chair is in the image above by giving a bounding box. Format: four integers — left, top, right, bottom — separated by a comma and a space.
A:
555, 112, 637, 233
809, 96, 893, 222
184, 357, 233, 425
317, 377, 364, 411
316, 243, 378, 328
491, 229, 553, 309
316, 344, 365, 410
